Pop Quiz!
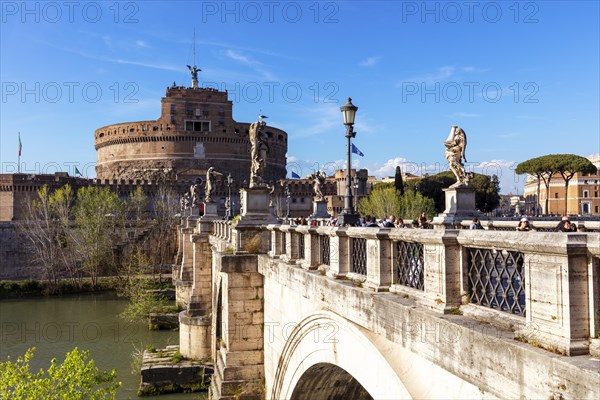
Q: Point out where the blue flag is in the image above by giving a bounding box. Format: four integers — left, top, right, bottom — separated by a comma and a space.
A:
291, 171, 300, 179
351, 143, 364, 157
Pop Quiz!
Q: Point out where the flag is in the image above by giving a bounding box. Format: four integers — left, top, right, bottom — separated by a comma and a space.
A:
18, 133, 22, 156
75, 166, 82, 177
291, 171, 300, 179
351, 143, 364, 157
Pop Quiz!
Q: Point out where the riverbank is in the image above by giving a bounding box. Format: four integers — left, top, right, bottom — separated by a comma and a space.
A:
0, 275, 172, 299
0, 291, 201, 399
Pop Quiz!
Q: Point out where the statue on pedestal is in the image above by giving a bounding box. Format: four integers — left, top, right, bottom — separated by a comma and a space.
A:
311, 170, 326, 201
181, 193, 190, 215
190, 177, 202, 207
444, 125, 469, 187
249, 119, 269, 188
187, 64, 201, 89
205, 167, 222, 203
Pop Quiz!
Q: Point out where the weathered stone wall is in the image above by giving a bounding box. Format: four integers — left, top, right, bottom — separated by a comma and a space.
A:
0, 222, 40, 280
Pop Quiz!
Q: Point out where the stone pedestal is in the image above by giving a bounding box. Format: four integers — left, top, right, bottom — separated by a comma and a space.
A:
310, 200, 330, 219
201, 202, 219, 221
237, 188, 278, 226
190, 206, 200, 217
432, 186, 478, 228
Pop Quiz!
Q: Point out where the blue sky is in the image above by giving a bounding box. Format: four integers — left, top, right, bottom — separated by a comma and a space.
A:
1, 1, 598, 193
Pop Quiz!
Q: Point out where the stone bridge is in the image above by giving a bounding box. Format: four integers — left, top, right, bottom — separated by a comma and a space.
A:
173, 192, 600, 399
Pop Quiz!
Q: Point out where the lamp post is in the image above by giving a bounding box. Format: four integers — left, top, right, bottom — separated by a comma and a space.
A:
353, 174, 360, 210
226, 173, 233, 219
338, 97, 359, 226
285, 185, 291, 221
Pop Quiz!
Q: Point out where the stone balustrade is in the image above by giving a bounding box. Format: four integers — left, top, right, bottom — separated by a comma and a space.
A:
261, 224, 599, 355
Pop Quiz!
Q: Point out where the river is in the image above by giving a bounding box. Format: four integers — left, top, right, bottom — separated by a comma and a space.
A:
0, 292, 206, 399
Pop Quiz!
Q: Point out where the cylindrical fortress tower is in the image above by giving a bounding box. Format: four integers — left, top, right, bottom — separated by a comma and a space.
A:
95, 84, 287, 185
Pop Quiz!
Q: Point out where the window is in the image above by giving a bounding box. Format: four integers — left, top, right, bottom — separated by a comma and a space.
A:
185, 120, 211, 132
554, 193, 558, 199
596, 206, 599, 213
170, 104, 176, 113
218, 107, 225, 116
595, 191, 598, 198
185, 104, 193, 115
203, 105, 209, 116
170, 115, 176, 124
583, 190, 589, 198
300, 197, 305, 203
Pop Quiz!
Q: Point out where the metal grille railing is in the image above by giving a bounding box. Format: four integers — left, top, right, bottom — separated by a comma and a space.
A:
395, 241, 424, 290
298, 233, 305, 259
351, 238, 367, 275
467, 247, 526, 316
320, 235, 330, 266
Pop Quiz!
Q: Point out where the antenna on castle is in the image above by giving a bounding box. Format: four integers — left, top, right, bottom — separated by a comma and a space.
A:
186, 28, 201, 89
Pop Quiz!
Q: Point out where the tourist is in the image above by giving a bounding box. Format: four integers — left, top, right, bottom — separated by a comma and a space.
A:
417, 212, 428, 228
516, 217, 533, 231
470, 217, 483, 230
394, 218, 404, 228
555, 215, 576, 232
364, 216, 378, 227
382, 215, 395, 228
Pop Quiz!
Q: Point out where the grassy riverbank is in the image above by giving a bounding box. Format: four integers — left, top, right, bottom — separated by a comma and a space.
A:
0, 275, 173, 299
0, 277, 118, 298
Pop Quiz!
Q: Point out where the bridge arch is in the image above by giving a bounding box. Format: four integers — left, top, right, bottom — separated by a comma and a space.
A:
271, 311, 412, 400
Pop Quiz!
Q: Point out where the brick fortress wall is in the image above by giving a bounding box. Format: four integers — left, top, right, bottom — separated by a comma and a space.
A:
94, 85, 287, 185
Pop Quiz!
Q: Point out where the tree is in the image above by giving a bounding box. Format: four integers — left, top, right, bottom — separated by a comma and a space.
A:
514, 154, 593, 215
357, 186, 436, 221
405, 171, 500, 213
19, 185, 77, 288
394, 166, 404, 195
149, 182, 179, 277
554, 154, 597, 214
0, 347, 121, 399
397, 190, 436, 221
73, 186, 124, 286
358, 186, 401, 219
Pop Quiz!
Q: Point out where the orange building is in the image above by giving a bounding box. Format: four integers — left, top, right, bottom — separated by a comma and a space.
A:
523, 155, 600, 215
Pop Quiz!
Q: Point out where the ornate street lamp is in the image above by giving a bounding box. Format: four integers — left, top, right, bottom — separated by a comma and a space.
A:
338, 97, 359, 226
226, 173, 233, 219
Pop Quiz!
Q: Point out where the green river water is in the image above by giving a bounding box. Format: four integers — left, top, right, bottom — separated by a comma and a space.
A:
0, 292, 206, 399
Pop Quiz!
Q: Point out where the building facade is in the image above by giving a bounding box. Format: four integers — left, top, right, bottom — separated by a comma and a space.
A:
523, 154, 600, 215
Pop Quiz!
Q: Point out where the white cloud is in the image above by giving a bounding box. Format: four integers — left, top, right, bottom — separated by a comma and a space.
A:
359, 56, 381, 67
224, 49, 276, 80
449, 112, 481, 118
135, 40, 149, 48
226, 50, 252, 64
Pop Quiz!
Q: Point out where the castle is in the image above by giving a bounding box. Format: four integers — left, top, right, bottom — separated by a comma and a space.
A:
95, 80, 288, 185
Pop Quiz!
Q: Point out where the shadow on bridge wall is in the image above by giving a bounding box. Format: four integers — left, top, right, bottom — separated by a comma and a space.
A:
269, 310, 484, 400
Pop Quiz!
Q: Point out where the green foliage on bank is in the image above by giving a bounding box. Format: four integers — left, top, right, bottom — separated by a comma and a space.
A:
0, 347, 121, 399
0, 277, 118, 298
358, 186, 436, 221
404, 171, 501, 213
